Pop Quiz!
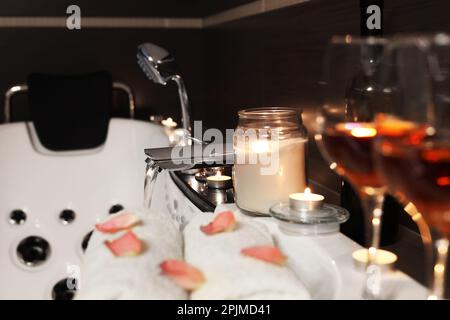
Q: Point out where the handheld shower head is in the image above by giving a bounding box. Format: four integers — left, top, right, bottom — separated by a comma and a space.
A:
137, 43, 191, 133
137, 43, 177, 85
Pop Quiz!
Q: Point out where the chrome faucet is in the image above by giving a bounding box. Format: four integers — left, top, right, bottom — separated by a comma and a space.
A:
137, 43, 191, 134
145, 143, 234, 170
143, 143, 234, 207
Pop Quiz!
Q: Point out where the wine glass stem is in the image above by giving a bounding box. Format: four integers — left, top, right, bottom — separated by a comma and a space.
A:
428, 238, 449, 300
403, 203, 434, 289
360, 192, 385, 299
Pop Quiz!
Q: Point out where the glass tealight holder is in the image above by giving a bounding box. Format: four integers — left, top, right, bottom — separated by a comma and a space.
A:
269, 188, 349, 235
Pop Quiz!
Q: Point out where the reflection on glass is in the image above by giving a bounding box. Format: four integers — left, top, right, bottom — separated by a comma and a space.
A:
316, 36, 390, 299
374, 34, 450, 299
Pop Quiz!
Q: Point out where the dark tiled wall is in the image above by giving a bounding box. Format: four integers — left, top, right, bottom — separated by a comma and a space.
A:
0, 28, 206, 123
0, 0, 254, 17
202, 0, 450, 201
0, 1, 258, 124
203, 0, 450, 133
204, 0, 450, 132
204, 0, 363, 200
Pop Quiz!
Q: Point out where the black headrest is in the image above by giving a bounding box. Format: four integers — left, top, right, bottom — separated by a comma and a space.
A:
27, 71, 112, 151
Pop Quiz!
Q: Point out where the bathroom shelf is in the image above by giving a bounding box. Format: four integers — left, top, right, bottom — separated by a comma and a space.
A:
168, 170, 442, 295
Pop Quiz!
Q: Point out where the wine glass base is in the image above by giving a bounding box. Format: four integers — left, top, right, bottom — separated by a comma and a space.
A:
352, 248, 397, 272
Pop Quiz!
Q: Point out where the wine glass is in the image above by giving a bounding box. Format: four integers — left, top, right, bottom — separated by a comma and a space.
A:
315, 35, 393, 299
374, 34, 450, 299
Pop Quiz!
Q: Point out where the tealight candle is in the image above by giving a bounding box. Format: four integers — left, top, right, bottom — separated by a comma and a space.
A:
289, 187, 325, 211
161, 117, 181, 146
352, 248, 398, 271
206, 171, 232, 189
161, 117, 177, 128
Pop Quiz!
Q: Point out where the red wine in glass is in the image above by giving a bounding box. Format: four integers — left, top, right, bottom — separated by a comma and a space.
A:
321, 122, 383, 189
375, 124, 450, 235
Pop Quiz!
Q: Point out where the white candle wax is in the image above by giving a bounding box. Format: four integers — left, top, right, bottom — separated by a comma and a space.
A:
289, 187, 324, 211
289, 188, 324, 201
352, 248, 397, 271
233, 137, 307, 214
161, 117, 177, 128
207, 171, 232, 189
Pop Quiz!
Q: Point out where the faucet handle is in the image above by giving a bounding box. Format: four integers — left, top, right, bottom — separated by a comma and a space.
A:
144, 143, 234, 170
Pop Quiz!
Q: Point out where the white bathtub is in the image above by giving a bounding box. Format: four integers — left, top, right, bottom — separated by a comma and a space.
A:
0, 118, 428, 300
0, 118, 169, 299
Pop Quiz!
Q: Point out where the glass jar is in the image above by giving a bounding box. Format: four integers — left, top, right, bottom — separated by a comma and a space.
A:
233, 107, 308, 215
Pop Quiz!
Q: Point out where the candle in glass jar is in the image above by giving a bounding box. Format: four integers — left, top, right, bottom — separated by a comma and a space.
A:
233, 137, 307, 214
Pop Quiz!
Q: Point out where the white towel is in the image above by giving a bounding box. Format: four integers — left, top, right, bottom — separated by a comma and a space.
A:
76, 209, 187, 300
184, 211, 310, 300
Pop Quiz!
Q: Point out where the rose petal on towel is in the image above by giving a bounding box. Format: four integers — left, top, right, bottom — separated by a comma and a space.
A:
200, 211, 236, 235
241, 245, 287, 266
105, 230, 143, 257
160, 259, 205, 290
95, 212, 140, 233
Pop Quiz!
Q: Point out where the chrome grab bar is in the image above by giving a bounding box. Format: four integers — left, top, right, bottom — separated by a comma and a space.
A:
4, 85, 27, 123
112, 82, 135, 119
3, 82, 136, 123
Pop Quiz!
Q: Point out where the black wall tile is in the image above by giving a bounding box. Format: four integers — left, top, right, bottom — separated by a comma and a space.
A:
0, 0, 254, 17
0, 28, 206, 123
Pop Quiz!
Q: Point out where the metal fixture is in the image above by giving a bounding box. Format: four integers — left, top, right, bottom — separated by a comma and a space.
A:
143, 143, 234, 207
9, 209, 27, 225
16, 236, 51, 267
109, 204, 124, 214
4, 82, 135, 123
81, 230, 93, 252
51, 278, 77, 300
59, 209, 76, 225
137, 43, 191, 134
112, 82, 136, 118
145, 143, 234, 171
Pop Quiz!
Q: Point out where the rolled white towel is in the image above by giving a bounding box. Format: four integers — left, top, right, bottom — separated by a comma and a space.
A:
76, 208, 187, 300
184, 211, 310, 300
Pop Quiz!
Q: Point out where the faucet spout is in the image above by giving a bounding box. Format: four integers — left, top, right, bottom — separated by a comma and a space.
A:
144, 159, 162, 208
144, 143, 234, 171
143, 143, 234, 208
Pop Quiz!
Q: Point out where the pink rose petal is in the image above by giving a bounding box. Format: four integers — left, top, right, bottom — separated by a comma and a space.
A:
105, 230, 143, 257
241, 245, 287, 266
160, 259, 205, 290
200, 211, 236, 235
96, 212, 140, 233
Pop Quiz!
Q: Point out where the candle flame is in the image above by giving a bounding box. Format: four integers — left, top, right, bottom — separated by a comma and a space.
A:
162, 117, 177, 128
350, 127, 377, 138
251, 140, 271, 153
216, 171, 222, 177
304, 187, 311, 194
340, 123, 377, 138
